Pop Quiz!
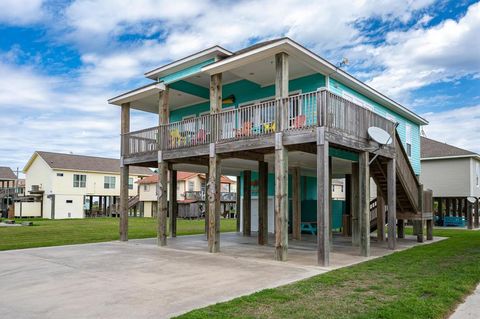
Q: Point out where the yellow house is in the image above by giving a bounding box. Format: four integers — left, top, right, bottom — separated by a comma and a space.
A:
21, 151, 153, 219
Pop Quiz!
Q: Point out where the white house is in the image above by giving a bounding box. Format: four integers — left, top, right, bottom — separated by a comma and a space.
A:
21, 151, 153, 219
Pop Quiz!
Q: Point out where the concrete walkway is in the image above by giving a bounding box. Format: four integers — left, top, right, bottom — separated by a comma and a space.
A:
450, 283, 480, 319
0, 232, 442, 319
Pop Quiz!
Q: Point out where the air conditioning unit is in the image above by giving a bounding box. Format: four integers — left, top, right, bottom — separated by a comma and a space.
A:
31, 185, 40, 192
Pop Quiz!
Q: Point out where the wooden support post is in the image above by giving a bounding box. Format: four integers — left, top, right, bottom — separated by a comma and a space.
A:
397, 220, 404, 239
329, 157, 333, 248
351, 163, 360, 246
119, 102, 130, 241
376, 188, 385, 242
438, 198, 444, 224
292, 167, 301, 240
417, 185, 424, 242
475, 198, 479, 229
344, 174, 352, 236
426, 219, 433, 240
169, 169, 178, 237
236, 176, 241, 232
317, 127, 330, 266
243, 170, 251, 236
359, 151, 370, 257
208, 144, 221, 253
205, 172, 209, 237
274, 52, 289, 262
258, 161, 269, 245
156, 88, 169, 246
467, 198, 473, 230
387, 158, 397, 249
89, 195, 93, 217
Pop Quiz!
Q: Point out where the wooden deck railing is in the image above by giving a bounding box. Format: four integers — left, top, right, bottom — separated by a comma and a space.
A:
123, 89, 396, 156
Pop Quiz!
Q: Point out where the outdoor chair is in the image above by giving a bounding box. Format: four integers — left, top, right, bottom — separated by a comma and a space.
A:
263, 122, 276, 133
235, 121, 252, 137
170, 129, 186, 147
292, 114, 306, 128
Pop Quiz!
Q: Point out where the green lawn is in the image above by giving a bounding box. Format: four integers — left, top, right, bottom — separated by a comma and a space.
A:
177, 228, 480, 319
0, 218, 236, 251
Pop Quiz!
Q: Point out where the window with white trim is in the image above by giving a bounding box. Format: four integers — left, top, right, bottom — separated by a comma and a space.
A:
406, 124, 412, 157
104, 176, 116, 189
476, 162, 479, 187
128, 178, 133, 190
188, 181, 194, 191
73, 174, 86, 188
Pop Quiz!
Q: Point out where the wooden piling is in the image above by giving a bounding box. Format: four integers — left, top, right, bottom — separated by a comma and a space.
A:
258, 161, 269, 245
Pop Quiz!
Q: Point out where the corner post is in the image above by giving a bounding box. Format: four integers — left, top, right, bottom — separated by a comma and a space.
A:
236, 176, 241, 232
208, 144, 221, 253
387, 157, 397, 249
292, 167, 301, 240
119, 102, 130, 241
359, 151, 370, 257
243, 170, 252, 236
274, 52, 289, 261
317, 127, 330, 266
258, 161, 269, 245
157, 88, 169, 246
351, 162, 360, 246
376, 188, 386, 242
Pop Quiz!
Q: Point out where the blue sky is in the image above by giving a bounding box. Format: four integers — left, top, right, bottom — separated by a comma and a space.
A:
0, 0, 479, 172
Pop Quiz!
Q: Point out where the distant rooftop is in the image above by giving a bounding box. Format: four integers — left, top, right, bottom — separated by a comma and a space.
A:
25, 151, 153, 176
421, 137, 478, 159
0, 166, 16, 180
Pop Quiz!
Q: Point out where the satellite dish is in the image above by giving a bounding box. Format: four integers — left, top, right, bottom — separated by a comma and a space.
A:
467, 196, 477, 204
368, 127, 393, 146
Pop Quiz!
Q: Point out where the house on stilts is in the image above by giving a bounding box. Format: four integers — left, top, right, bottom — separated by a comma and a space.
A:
108, 37, 433, 266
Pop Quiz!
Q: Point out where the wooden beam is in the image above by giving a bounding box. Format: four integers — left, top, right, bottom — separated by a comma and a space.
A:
344, 174, 352, 236
275, 52, 289, 130
317, 127, 329, 266
359, 151, 370, 257
223, 151, 266, 162
243, 170, 252, 236
292, 167, 301, 240
119, 102, 130, 241
351, 162, 360, 246
236, 176, 241, 232
159, 87, 169, 124
169, 169, 178, 237
205, 172, 209, 237
208, 144, 221, 253
210, 74, 222, 113
387, 158, 396, 249
258, 161, 269, 245
376, 187, 385, 242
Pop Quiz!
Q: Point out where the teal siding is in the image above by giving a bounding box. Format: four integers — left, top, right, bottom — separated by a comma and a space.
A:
328, 78, 421, 175
170, 73, 326, 122
160, 58, 215, 84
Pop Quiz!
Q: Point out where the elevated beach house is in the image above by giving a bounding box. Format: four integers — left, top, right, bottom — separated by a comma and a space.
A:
420, 137, 480, 229
109, 38, 432, 266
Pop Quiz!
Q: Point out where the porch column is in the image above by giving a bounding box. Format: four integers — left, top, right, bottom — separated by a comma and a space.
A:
359, 151, 370, 257
205, 172, 209, 237
475, 198, 479, 228
387, 158, 397, 249
119, 102, 130, 241
292, 167, 301, 240
157, 88, 169, 246
208, 144, 221, 253
351, 163, 360, 246
236, 176, 241, 232
317, 127, 330, 266
243, 170, 251, 236
258, 161, 269, 245
376, 188, 386, 242
169, 169, 178, 237
467, 198, 474, 230
438, 198, 444, 223
416, 185, 425, 243
343, 174, 352, 236
397, 220, 405, 239
274, 52, 289, 261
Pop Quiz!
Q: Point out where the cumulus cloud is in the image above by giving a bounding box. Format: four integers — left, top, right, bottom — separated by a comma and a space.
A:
0, 0, 46, 25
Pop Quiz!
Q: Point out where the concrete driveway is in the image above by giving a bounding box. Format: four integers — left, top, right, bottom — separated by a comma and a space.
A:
0, 236, 323, 319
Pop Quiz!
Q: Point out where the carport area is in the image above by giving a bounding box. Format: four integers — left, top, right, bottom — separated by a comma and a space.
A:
0, 233, 443, 319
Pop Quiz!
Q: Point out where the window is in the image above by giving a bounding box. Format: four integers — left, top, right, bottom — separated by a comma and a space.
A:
57, 173, 64, 177
66, 200, 73, 203
188, 181, 194, 191
144, 184, 150, 191
104, 176, 116, 189
73, 174, 86, 188
128, 178, 133, 190
406, 124, 412, 157
476, 163, 480, 187
200, 182, 206, 193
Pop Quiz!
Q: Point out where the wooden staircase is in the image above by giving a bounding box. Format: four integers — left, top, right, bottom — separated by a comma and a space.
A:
370, 132, 431, 221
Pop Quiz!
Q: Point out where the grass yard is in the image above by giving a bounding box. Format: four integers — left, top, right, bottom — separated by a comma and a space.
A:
178, 228, 480, 319
0, 217, 236, 251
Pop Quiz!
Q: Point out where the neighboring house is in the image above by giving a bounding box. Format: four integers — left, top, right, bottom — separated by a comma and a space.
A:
0, 166, 16, 189
0, 167, 18, 216
420, 137, 480, 228
109, 37, 432, 265
21, 151, 153, 219
138, 172, 236, 217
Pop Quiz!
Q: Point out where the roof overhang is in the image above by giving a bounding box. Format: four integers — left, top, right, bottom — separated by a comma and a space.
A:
108, 83, 165, 106
144, 46, 233, 80
203, 38, 428, 126
421, 154, 480, 161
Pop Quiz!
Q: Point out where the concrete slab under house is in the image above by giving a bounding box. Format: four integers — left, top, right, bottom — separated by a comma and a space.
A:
108, 37, 436, 266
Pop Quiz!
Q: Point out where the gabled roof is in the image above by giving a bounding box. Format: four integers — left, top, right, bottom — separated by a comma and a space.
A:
421, 137, 478, 160
23, 151, 153, 176
0, 167, 16, 180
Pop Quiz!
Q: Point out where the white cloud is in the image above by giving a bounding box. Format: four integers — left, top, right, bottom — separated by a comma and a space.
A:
423, 104, 480, 153
0, 0, 45, 25
364, 2, 480, 100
